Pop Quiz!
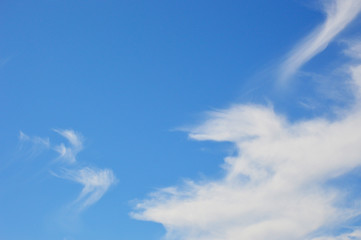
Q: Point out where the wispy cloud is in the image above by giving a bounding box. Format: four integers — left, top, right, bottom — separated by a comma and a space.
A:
54, 167, 117, 211
19, 131, 50, 147
18, 131, 50, 158
132, 2, 361, 240
280, 0, 361, 81
343, 38, 361, 59
53, 129, 83, 164
19, 129, 116, 211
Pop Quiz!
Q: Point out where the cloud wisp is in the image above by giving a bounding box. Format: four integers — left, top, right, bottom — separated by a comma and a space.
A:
19, 131, 50, 149
280, 0, 361, 81
55, 167, 117, 211
132, 1, 361, 240
53, 129, 83, 164
20, 129, 116, 211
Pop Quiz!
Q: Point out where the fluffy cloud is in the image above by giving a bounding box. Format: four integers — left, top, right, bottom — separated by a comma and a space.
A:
132, 1, 361, 239
133, 44, 361, 240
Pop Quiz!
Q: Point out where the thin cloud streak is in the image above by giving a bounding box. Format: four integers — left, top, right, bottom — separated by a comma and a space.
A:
19, 131, 50, 147
280, 0, 361, 81
18, 131, 50, 158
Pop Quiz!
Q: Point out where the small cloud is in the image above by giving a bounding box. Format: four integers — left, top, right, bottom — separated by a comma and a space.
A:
54, 143, 77, 164
19, 131, 30, 141
19, 131, 50, 147
343, 38, 361, 59
55, 167, 117, 211
54, 129, 83, 150
19, 131, 50, 150
53, 129, 83, 164
298, 99, 318, 110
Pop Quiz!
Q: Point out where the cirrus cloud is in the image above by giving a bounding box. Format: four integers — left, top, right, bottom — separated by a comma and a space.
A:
20, 129, 117, 212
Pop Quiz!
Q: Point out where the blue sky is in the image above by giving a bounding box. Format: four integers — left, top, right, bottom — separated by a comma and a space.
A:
2, 0, 361, 239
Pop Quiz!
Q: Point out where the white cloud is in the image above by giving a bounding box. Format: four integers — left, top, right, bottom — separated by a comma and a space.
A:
56, 167, 117, 211
344, 39, 361, 60
19, 129, 116, 212
53, 129, 83, 164
54, 129, 83, 150
280, 0, 361, 81
51, 130, 116, 210
132, 6, 361, 240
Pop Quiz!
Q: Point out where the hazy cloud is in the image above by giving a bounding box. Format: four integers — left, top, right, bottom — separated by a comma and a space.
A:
18, 131, 50, 158
343, 38, 361, 59
19, 131, 50, 147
